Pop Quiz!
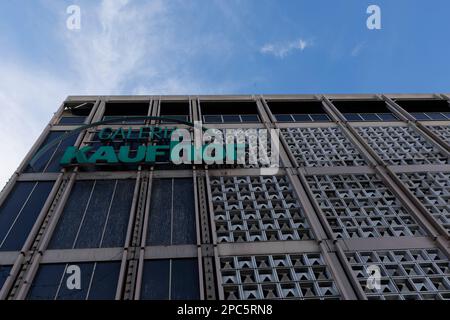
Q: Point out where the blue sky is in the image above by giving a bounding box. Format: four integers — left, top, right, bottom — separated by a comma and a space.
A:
0, 0, 449, 186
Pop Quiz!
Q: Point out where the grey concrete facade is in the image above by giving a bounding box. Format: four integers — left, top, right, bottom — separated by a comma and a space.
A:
0, 94, 449, 300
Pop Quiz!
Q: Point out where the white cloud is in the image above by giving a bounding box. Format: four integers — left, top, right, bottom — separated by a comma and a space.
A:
64, 0, 168, 94
0, 64, 72, 189
0, 0, 229, 188
260, 38, 310, 58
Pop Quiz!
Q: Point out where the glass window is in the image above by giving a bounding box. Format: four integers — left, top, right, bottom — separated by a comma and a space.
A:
378, 113, 398, 121
240, 115, 259, 122
147, 179, 196, 246
0, 265, 12, 290
275, 114, 293, 122
140, 260, 170, 299
203, 115, 222, 123
48, 180, 135, 249
102, 116, 122, 123
140, 259, 199, 300
411, 113, 430, 120
160, 115, 189, 123
426, 112, 447, 120
310, 114, 330, 121
171, 259, 200, 300
343, 113, 363, 121
26, 131, 79, 173
172, 179, 196, 245
27, 262, 120, 300
58, 117, 86, 125
222, 115, 241, 123
360, 113, 381, 121
292, 114, 311, 122
0, 182, 54, 251
103, 115, 146, 124
125, 116, 147, 124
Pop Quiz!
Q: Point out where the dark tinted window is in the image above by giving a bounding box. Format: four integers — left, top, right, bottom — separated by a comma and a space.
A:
58, 117, 86, 125
103, 102, 149, 124
26, 131, 79, 173
378, 113, 398, 121
27, 262, 120, 300
222, 115, 241, 123
146, 179, 196, 246
360, 113, 380, 121
427, 113, 447, 120
171, 259, 200, 300
160, 115, 189, 123
292, 114, 311, 121
140, 259, 199, 300
140, 260, 170, 299
240, 115, 259, 122
343, 113, 363, 121
411, 113, 430, 120
48, 180, 135, 249
0, 181, 54, 251
269, 101, 329, 122
395, 99, 450, 113
203, 115, 222, 123
310, 114, 330, 121
0, 265, 12, 290
160, 102, 190, 123
276, 115, 293, 122
201, 101, 260, 123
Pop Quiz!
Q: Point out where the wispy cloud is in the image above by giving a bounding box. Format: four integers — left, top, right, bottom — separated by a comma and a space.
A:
0, 0, 230, 187
0, 63, 72, 188
351, 42, 366, 57
64, 0, 172, 94
260, 38, 310, 58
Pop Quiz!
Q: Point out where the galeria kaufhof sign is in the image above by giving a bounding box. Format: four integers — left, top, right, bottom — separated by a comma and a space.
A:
58, 124, 280, 167
28, 117, 280, 170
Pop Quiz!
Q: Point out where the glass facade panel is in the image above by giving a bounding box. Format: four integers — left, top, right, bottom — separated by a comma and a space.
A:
171, 259, 200, 300
27, 262, 120, 300
48, 180, 135, 249
411, 113, 430, 120
0, 265, 12, 291
292, 114, 311, 121
360, 113, 381, 121
140, 259, 199, 300
0, 181, 54, 251
310, 114, 330, 121
222, 115, 241, 123
427, 112, 447, 120
25, 131, 79, 173
203, 115, 222, 123
343, 113, 363, 121
378, 113, 398, 121
275, 114, 294, 122
140, 260, 170, 299
147, 178, 196, 246
240, 115, 259, 122
58, 116, 86, 125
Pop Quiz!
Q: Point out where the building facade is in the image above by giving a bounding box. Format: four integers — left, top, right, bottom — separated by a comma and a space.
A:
0, 94, 449, 300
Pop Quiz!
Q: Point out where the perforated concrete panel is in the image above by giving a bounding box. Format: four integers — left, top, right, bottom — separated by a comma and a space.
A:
356, 126, 449, 165
305, 174, 425, 238
281, 127, 367, 167
398, 172, 450, 234
210, 176, 313, 243
346, 248, 450, 300
427, 125, 450, 145
220, 253, 341, 300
